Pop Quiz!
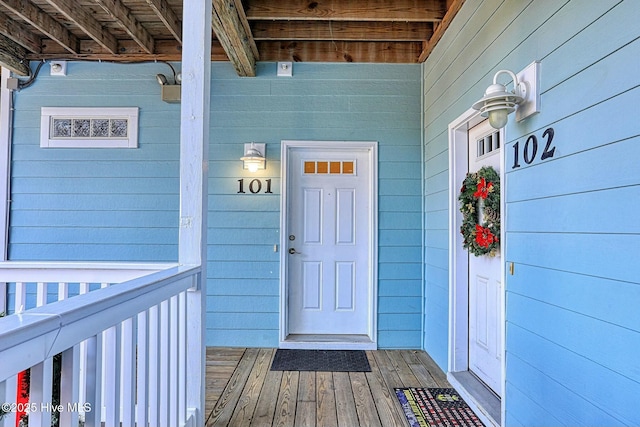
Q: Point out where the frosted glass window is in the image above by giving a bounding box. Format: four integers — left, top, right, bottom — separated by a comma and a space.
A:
41, 107, 138, 148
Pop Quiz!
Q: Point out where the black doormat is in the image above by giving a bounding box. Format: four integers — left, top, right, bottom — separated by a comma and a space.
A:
395, 388, 485, 427
270, 349, 371, 372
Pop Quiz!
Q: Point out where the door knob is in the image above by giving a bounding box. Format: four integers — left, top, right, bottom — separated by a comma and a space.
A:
288, 248, 300, 254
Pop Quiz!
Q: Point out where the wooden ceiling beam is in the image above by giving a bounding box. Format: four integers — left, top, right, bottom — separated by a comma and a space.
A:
94, 0, 154, 54
245, 0, 446, 22
252, 21, 433, 42
0, 33, 31, 75
257, 40, 422, 63
0, 10, 41, 53
144, 0, 182, 44
32, 39, 231, 62
45, 0, 118, 54
419, 0, 464, 62
212, 0, 256, 76
0, 0, 78, 54
233, 0, 258, 59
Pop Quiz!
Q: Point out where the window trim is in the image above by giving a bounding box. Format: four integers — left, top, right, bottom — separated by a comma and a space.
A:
40, 107, 139, 148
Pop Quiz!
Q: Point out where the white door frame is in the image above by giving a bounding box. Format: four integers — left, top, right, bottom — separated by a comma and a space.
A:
447, 109, 506, 427
279, 140, 378, 350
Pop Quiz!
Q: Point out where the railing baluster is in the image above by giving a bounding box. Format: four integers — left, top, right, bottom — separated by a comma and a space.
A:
29, 282, 52, 427
178, 290, 187, 422
84, 333, 103, 427
159, 299, 170, 427
58, 281, 68, 300
100, 282, 109, 425
28, 359, 53, 427
104, 323, 121, 427
14, 282, 26, 313
36, 282, 47, 307
170, 294, 179, 426
59, 345, 80, 427
58, 281, 81, 427
0, 377, 18, 427
148, 304, 160, 426
121, 316, 136, 427
78, 282, 90, 412
136, 310, 149, 426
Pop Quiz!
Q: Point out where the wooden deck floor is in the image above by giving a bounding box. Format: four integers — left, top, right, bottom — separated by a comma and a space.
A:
205, 347, 451, 427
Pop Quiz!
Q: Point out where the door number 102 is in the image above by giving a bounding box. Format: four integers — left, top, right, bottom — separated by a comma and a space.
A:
512, 127, 556, 169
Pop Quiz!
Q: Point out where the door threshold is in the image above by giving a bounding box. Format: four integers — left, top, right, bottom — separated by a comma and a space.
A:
281, 334, 376, 350
448, 370, 501, 427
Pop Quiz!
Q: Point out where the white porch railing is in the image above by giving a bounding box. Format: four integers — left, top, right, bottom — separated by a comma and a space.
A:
0, 261, 203, 427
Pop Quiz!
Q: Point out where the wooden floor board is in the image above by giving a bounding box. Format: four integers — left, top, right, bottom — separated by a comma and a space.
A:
349, 372, 383, 427
366, 351, 411, 426
227, 348, 274, 427
207, 348, 259, 427
333, 372, 360, 427
316, 372, 338, 427
205, 347, 452, 427
273, 370, 299, 427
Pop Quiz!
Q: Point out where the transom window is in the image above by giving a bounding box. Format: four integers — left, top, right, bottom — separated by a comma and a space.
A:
303, 160, 355, 175
476, 130, 500, 158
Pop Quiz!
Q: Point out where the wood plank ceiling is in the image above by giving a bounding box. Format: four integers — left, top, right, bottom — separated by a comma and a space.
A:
0, 0, 464, 76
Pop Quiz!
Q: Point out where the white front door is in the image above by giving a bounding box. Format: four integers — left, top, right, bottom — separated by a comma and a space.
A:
467, 121, 503, 395
282, 141, 376, 346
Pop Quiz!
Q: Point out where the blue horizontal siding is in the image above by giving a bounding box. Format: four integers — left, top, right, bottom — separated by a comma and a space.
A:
422, 0, 640, 424
508, 323, 639, 425
10, 60, 419, 350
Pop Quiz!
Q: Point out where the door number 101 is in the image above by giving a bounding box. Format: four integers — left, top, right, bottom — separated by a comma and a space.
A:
237, 178, 273, 194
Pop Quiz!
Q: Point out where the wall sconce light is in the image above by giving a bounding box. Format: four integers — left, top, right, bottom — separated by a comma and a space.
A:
50, 60, 67, 76
156, 72, 181, 103
241, 143, 266, 172
472, 61, 540, 129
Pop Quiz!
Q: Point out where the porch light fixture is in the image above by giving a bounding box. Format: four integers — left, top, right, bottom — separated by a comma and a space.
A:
241, 143, 266, 172
155, 72, 181, 103
472, 61, 540, 129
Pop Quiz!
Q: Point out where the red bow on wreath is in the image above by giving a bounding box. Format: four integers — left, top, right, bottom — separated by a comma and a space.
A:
473, 177, 493, 199
475, 224, 498, 248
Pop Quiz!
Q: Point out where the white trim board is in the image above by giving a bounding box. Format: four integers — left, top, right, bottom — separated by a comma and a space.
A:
447, 108, 506, 427
279, 140, 378, 350
0, 68, 12, 315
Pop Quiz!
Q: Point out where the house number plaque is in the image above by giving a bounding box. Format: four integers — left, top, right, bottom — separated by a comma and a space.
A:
511, 127, 556, 169
237, 178, 273, 194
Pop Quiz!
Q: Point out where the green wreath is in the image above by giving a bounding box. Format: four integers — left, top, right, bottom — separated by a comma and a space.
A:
459, 166, 500, 257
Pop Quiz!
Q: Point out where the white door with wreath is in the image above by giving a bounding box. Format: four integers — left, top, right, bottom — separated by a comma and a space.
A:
460, 120, 502, 395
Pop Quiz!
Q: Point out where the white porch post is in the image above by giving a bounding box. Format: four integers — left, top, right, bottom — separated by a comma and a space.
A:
0, 67, 12, 315
179, 0, 211, 425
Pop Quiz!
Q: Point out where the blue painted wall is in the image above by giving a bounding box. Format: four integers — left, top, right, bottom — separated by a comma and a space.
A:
207, 63, 422, 348
8, 61, 423, 348
422, 0, 640, 425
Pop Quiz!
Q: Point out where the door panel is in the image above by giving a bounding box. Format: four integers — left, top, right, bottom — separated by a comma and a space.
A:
468, 121, 503, 395
286, 146, 371, 337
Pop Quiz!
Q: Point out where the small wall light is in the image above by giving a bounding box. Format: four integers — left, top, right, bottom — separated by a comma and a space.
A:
277, 62, 293, 77
241, 143, 266, 172
50, 60, 67, 76
472, 61, 540, 129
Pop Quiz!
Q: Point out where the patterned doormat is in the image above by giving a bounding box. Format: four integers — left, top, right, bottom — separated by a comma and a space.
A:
270, 349, 371, 372
395, 388, 485, 427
